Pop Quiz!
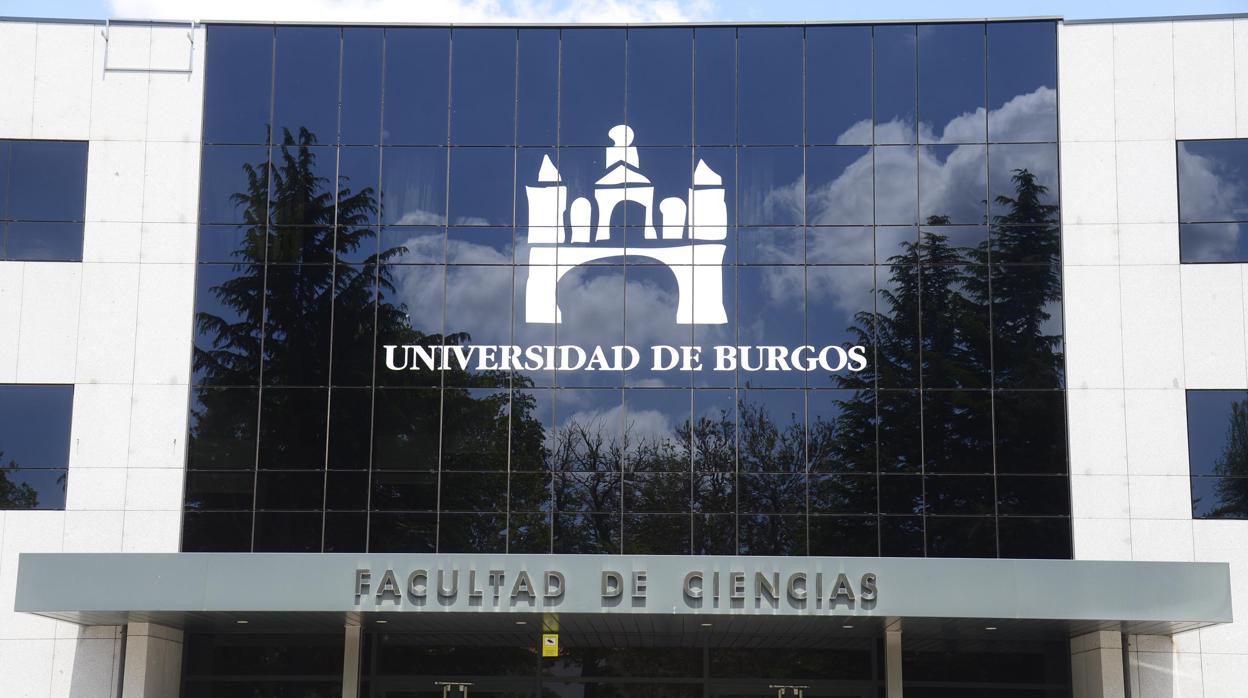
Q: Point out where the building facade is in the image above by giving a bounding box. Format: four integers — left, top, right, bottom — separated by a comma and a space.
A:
0, 12, 1244, 698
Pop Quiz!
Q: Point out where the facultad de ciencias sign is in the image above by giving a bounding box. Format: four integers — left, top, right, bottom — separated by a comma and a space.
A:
353, 566, 879, 612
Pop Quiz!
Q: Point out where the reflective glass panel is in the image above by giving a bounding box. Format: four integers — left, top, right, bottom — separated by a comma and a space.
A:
451, 28, 517, 146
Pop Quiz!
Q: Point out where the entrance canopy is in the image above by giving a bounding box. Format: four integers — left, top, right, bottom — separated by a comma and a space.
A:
14, 553, 1232, 638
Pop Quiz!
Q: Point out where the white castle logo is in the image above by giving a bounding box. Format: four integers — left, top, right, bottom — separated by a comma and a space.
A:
524, 125, 728, 325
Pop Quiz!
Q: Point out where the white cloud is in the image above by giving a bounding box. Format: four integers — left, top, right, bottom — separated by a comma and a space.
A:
110, 0, 713, 23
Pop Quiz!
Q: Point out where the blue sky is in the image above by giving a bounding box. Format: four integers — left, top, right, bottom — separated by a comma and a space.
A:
0, 0, 1242, 22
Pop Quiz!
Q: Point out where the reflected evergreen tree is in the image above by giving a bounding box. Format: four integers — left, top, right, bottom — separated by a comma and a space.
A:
191, 128, 546, 552
0, 456, 39, 510
1207, 400, 1248, 517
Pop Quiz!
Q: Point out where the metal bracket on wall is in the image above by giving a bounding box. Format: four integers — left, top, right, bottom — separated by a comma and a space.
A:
102, 18, 196, 74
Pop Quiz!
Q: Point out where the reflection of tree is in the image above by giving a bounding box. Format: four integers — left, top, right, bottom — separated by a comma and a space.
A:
191, 129, 544, 552
1203, 400, 1248, 517
0, 456, 40, 509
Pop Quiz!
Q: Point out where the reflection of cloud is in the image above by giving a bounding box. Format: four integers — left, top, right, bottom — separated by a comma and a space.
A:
394, 210, 443, 226
1178, 142, 1246, 260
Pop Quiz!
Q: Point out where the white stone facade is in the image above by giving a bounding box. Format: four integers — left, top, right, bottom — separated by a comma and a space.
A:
1061, 16, 1248, 698
0, 18, 203, 697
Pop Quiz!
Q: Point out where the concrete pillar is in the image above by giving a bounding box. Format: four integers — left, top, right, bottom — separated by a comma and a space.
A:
121, 622, 183, 697
343, 624, 363, 698
1071, 631, 1126, 698
885, 628, 903, 698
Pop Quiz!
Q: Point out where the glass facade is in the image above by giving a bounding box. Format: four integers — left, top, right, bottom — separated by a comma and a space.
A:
186, 22, 1069, 558
0, 139, 88, 262
1178, 139, 1248, 263
0, 385, 73, 510
181, 632, 1072, 698
1188, 389, 1248, 519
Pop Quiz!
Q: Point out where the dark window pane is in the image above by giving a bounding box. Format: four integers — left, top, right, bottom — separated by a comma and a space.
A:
623, 389, 691, 471
561, 29, 624, 146
918, 24, 986, 144
991, 264, 1064, 389
510, 472, 552, 513
5, 222, 82, 262
255, 511, 323, 552
184, 633, 344, 676
694, 28, 735, 146
256, 470, 325, 510
554, 512, 619, 554
880, 515, 924, 556
998, 475, 1070, 516
739, 473, 806, 513
925, 475, 994, 515
920, 144, 987, 224
197, 225, 256, 264
920, 264, 991, 390
370, 471, 437, 511
327, 388, 371, 469
199, 145, 269, 225
184, 471, 254, 511
809, 515, 878, 556
738, 27, 802, 145
273, 27, 340, 144
693, 513, 735, 554
738, 390, 804, 471
381, 147, 447, 225
182, 511, 252, 551
187, 387, 259, 469
439, 512, 506, 553
517, 29, 559, 146
875, 25, 917, 145
448, 148, 514, 226
878, 390, 922, 472
340, 28, 383, 145
6, 140, 88, 222
926, 516, 995, 557
325, 471, 368, 510
330, 264, 378, 387
987, 22, 1057, 143
383, 29, 450, 145
808, 389, 875, 473
628, 29, 692, 145
807, 146, 873, 225
1188, 391, 1248, 478
808, 26, 872, 145
1193, 477, 1248, 519
738, 514, 806, 555
625, 473, 691, 513
554, 472, 621, 513
451, 29, 516, 146
379, 226, 443, 265
994, 390, 1067, 474
879, 474, 923, 515
261, 265, 333, 386
1181, 223, 1248, 263
737, 227, 802, 264
324, 511, 366, 551
269, 142, 337, 227
922, 391, 992, 474
509, 512, 552, 553
998, 516, 1071, 559
623, 513, 691, 554
440, 472, 507, 511
371, 388, 441, 470
693, 472, 735, 514
369, 512, 436, 552
203, 26, 272, 144
810, 474, 877, 514
0, 384, 75, 469
257, 388, 327, 469
0, 468, 66, 510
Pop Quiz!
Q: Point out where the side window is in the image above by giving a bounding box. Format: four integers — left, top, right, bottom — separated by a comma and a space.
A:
1178, 139, 1248, 263
0, 385, 73, 510
0, 140, 88, 262
1188, 390, 1248, 519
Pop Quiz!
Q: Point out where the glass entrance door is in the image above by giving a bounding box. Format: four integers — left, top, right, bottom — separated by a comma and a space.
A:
705, 680, 876, 698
